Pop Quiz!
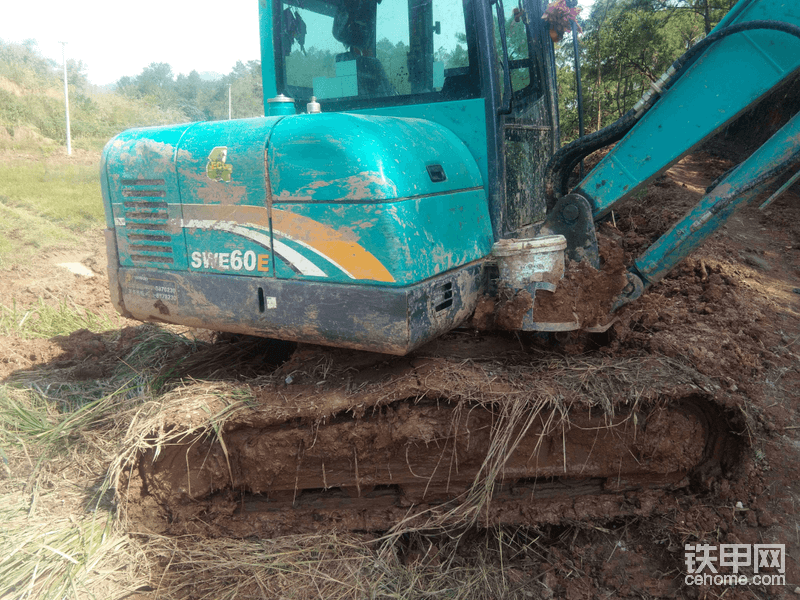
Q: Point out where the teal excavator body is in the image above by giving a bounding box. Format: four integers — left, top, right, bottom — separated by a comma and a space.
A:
101, 0, 800, 354
101, 113, 494, 353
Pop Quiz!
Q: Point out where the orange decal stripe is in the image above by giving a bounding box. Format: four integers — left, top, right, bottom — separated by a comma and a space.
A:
273, 209, 395, 283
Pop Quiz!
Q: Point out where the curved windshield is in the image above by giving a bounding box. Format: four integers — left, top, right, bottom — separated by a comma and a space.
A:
274, 0, 479, 109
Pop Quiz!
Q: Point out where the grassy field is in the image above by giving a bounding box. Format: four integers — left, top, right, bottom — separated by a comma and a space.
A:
0, 156, 105, 267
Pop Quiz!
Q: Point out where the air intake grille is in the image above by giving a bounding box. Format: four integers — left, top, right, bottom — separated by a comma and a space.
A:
433, 281, 454, 312
119, 179, 174, 266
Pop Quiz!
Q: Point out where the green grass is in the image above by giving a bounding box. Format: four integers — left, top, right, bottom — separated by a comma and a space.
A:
0, 298, 115, 339
0, 161, 103, 227
0, 159, 104, 266
0, 202, 81, 266
71, 137, 111, 153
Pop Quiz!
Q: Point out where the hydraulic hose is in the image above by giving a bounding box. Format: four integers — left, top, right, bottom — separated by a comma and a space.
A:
544, 19, 800, 209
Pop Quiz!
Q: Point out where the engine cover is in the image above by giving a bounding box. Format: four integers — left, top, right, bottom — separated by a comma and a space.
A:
101, 113, 492, 354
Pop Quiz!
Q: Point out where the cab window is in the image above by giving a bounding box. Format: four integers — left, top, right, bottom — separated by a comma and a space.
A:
275, 0, 479, 109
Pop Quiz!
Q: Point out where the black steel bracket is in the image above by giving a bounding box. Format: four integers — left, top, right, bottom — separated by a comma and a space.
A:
538, 193, 599, 268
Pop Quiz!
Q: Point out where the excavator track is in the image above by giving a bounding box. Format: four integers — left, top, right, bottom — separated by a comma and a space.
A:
118, 336, 739, 537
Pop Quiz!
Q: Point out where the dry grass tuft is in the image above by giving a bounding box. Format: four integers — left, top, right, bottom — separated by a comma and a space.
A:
0, 387, 152, 599
0, 324, 202, 599
130, 528, 543, 600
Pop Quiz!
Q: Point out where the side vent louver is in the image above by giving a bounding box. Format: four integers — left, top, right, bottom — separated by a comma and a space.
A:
433, 282, 454, 312
119, 178, 174, 265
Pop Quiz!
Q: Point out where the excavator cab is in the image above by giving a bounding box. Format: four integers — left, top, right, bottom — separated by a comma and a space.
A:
262, 0, 560, 239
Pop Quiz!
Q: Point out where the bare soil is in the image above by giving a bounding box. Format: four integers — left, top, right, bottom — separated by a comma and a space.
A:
0, 230, 129, 379
2, 150, 799, 598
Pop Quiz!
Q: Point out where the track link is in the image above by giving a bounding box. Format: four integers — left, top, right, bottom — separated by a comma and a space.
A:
125, 393, 733, 537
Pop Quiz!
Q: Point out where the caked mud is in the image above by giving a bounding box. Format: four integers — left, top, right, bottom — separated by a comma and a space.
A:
473, 235, 628, 331
118, 338, 740, 537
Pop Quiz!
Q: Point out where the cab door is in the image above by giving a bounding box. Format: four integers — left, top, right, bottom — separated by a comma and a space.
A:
497, 0, 560, 237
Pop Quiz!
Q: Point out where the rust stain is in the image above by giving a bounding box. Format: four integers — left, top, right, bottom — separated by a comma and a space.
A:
352, 218, 376, 229
117, 140, 176, 170
275, 190, 299, 201
189, 178, 248, 206
179, 169, 247, 204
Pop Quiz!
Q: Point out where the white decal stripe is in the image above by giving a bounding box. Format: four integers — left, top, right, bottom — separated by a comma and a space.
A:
230, 221, 356, 279
271, 240, 327, 277
182, 219, 327, 278
186, 219, 353, 279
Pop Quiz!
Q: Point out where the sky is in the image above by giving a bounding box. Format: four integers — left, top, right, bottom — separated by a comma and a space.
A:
2, 0, 593, 87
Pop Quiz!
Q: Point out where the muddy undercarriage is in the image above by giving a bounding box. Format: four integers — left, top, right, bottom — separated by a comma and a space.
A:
117, 334, 741, 537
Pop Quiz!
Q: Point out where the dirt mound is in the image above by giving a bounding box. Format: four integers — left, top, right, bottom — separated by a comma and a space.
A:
64, 154, 800, 598
598, 154, 800, 412
531, 236, 627, 326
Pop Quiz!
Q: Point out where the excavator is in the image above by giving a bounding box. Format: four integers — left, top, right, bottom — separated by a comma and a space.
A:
103, 0, 800, 535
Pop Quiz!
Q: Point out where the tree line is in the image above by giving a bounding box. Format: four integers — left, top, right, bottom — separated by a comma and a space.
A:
116, 61, 264, 122
557, 0, 737, 142
0, 40, 188, 145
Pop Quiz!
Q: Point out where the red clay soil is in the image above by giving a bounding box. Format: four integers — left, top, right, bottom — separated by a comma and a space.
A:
475, 236, 627, 331
531, 235, 628, 327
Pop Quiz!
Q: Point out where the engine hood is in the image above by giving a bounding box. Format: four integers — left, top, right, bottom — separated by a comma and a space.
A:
267, 112, 484, 202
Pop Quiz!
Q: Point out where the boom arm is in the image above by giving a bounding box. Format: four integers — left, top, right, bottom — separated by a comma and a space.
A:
634, 111, 800, 286
562, 0, 800, 305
